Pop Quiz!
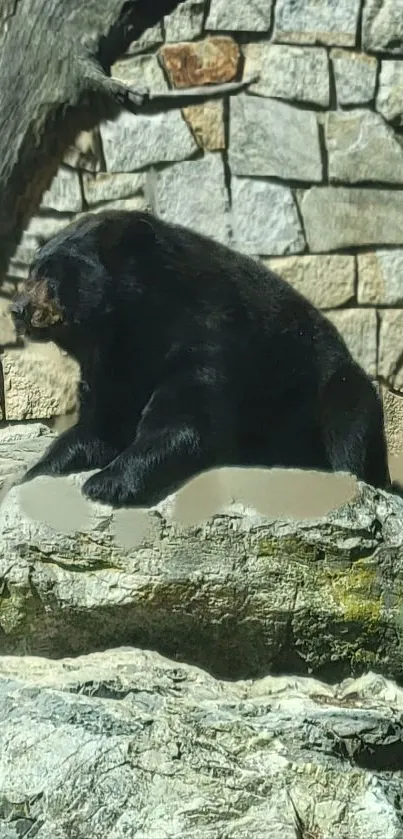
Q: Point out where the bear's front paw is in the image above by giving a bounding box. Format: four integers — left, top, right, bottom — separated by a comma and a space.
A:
82, 469, 146, 508
21, 459, 63, 484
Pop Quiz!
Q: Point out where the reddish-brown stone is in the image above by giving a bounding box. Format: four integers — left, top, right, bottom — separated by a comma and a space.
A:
159, 37, 240, 88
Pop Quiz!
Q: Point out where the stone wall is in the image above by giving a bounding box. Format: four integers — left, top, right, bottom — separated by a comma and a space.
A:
2, 0, 403, 453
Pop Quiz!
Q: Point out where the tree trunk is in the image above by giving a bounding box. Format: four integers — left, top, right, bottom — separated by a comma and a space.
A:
0, 0, 254, 287
0, 1, 162, 281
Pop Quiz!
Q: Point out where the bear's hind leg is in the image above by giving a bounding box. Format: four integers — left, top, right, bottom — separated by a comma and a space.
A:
318, 362, 391, 490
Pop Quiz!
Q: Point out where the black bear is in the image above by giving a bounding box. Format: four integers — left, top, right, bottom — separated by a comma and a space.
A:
10, 209, 392, 508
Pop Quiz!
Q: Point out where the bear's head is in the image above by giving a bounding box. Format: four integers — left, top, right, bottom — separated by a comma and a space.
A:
10, 212, 125, 346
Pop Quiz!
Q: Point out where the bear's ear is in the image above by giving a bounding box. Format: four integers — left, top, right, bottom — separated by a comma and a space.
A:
96, 222, 128, 276
96, 212, 156, 276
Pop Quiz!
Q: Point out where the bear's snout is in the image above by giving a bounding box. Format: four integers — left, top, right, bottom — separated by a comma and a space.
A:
10, 294, 31, 329
10, 280, 64, 333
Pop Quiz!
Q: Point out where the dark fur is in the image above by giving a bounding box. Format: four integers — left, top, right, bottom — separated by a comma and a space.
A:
10, 209, 392, 507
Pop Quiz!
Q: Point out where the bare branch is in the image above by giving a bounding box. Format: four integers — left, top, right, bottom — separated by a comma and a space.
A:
104, 73, 260, 114
0, 357, 5, 423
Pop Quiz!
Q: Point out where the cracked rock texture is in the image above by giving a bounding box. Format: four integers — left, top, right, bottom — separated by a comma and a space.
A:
1, 424, 403, 684
1, 426, 403, 835
0, 649, 403, 838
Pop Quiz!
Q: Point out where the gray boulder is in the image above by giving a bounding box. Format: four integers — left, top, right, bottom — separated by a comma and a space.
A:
0, 648, 402, 838
1, 424, 403, 684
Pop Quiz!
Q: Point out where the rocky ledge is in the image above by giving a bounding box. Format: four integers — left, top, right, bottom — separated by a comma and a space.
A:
1, 649, 402, 838
1, 423, 403, 836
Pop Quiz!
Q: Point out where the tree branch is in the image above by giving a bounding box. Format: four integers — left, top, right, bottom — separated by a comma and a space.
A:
105, 74, 260, 114
0, 0, 258, 289
0, 0, 189, 285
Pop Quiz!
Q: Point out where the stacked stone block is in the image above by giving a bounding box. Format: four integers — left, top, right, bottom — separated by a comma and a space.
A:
2, 0, 403, 455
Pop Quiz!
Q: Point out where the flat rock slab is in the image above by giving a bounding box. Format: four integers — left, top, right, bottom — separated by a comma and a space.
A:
243, 43, 329, 107
229, 94, 322, 182
325, 109, 403, 184
0, 422, 56, 496
148, 153, 231, 246
362, 0, 403, 54
0, 648, 402, 838
300, 187, 403, 251
331, 49, 377, 106
206, 0, 273, 32
1, 423, 403, 683
273, 0, 362, 47
231, 177, 305, 255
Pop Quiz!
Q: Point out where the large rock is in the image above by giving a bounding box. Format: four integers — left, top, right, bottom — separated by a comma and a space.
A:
206, 0, 273, 32
229, 94, 322, 182
325, 308, 378, 377
325, 110, 403, 184
300, 187, 403, 251
160, 36, 240, 87
383, 388, 403, 457
125, 22, 163, 55
358, 250, 403, 305
148, 154, 231, 246
182, 100, 226, 150
243, 43, 329, 107
62, 129, 103, 173
0, 649, 402, 838
25, 213, 72, 240
0, 296, 18, 345
0, 422, 56, 498
40, 165, 83, 213
99, 54, 199, 172
164, 0, 205, 42
362, 0, 403, 54
100, 109, 197, 172
263, 254, 355, 309
231, 177, 305, 256
273, 0, 362, 47
376, 61, 403, 124
82, 172, 147, 208
111, 53, 168, 92
1, 341, 79, 422
331, 49, 378, 106
89, 196, 148, 214
7, 232, 39, 280
2, 432, 403, 683
378, 310, 403, 391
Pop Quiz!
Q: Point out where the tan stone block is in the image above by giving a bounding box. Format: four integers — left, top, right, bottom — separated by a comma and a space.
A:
83, 172, 146, 207
2, 342, 79, 421
326, 110, 403, 185
274, 0, 361, 47
40, 166, 83, 214
244, 43, 329, 107
0, 297, 18, 345
160, 37, 240, 88
358, 250, 403, 305
125, 22, 163, 55
378, 309, 403, 391
182, 100, 225, 150
383, 388, 403, 458
112, 54, 168, 92
264, 254, 355, 309
377, 60, 403, 124
63, 130, 102, 173
325, 309, 377, 377
331, 49, 377, 106
300, 187, 403, 252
